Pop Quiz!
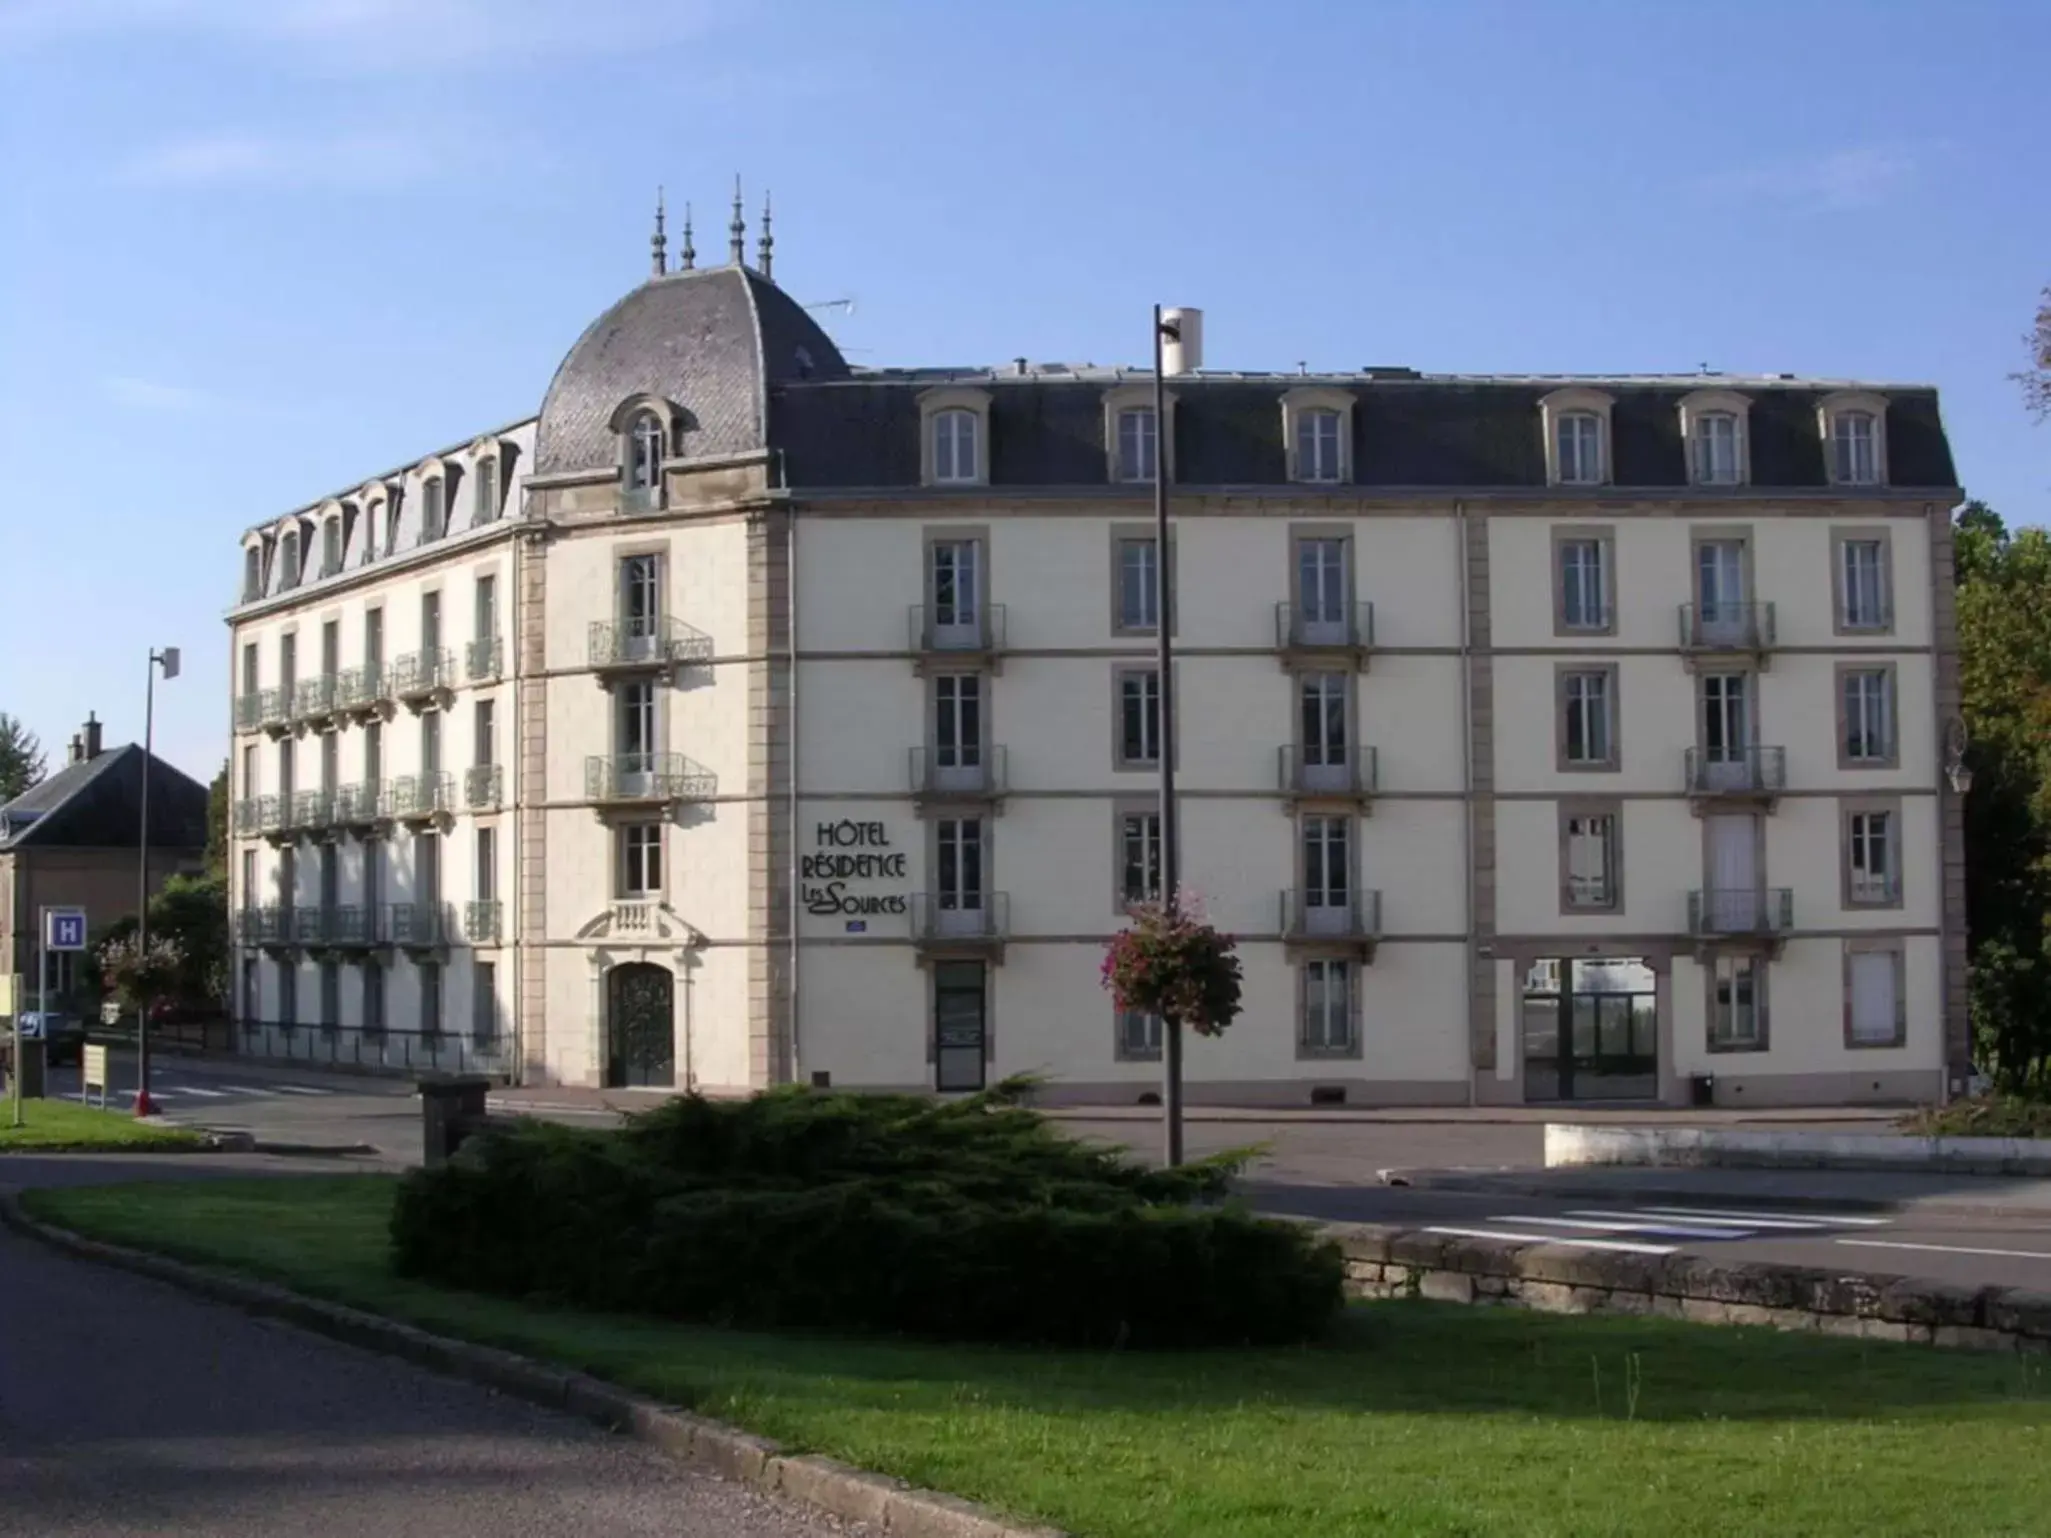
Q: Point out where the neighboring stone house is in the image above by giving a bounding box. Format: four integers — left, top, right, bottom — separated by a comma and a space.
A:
0, 715, 210, 1005
224, 191, 1967, 1107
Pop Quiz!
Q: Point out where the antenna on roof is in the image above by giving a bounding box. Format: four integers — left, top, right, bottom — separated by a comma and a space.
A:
805, 297, 856, 316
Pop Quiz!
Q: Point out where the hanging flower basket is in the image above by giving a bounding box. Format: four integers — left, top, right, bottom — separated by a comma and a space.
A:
1100, 893, 1244, 1037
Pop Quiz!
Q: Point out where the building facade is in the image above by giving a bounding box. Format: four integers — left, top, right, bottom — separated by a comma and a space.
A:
225, 214, 1967, 1106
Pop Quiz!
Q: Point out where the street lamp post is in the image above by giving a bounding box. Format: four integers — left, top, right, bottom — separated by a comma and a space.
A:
136, 645, 180, 1118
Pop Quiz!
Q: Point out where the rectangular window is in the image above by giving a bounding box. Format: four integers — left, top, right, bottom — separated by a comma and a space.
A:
929, 539, 981, 632
937, 817, 985, 911
475, 698, 496, 767
364, 719, 382, 785
1301, 958, 1354, 1053
1299, 672, 1349, 772
420, 961, 443, 1041
1833, 413, 1878, 485
278, 963, 299, 1030
933, 674, 982, 769
1838, 537, 1890, 630
1117, 1007, 1163, 1061
421, 590, 441, 654
277, 739, 295, 801
1847, 809, 1898, 905
932, 409, 979, 483
1841, 668, 1896, 765
421, 711, 441, 777
1116, 406, 1158, 483
1563, 809, 1619, 910
473, 960, 500, 1043
1561, 669, 1615, 768
240, 848, 256, 909
1699, 672, 1751, 766
240, 744, 257, 796
322, 519, 341, 576
319, 845, 338, 910
1557, 413, 1602, 484
1557, 536, 1610, 632
362, 960, 386, 1040
476, 457, 499, 523
475, 573, 497, 641
476, 826, 497, 902
320, 731, 338, 794
365, 607, 383, 667
423, 478, 445, 540
1119, 810, 1162, 905
240, 956, 258, 1023
620, 824, 662, 896
1693, 413, 1741, 485
1295, 536, 1350, 633
1708, 954, 1763, 1051
319, 961, 340, 1039
1117, 668, 1161, 767
1295, 409, 1342, 482
619, 553, 661, 646
933, 959, 986, 1092
1848, 948, 1903, 1046
321, 619, 339, 677
618, 679, 656, 767
277, 846, 296, 909
241, 642, 258, 694
280, 632, 297, 692
1302, 815, 1351, 912
1115, 537, 1159, 632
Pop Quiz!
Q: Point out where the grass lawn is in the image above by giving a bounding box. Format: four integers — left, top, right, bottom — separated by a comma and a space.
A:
0, 1098, 207, 1151
26, 1176, 2051, 1538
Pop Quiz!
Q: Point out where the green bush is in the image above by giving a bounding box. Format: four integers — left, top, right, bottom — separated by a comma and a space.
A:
391, 1083, 1343, 1348
1900, 1093, 2051, 1140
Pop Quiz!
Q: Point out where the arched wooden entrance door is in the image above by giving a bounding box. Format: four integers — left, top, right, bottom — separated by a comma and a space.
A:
605, 962, 676, 1088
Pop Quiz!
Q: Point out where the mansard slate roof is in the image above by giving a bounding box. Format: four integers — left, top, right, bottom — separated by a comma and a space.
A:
771, 371, 1959, 492
535, 264, 851, 475
0, 747, 208, 852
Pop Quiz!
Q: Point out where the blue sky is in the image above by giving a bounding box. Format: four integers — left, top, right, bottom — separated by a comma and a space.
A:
1, 0, 2044, 782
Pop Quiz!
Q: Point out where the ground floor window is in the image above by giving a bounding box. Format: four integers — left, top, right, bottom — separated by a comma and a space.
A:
1300, 958, 1354, 1055
1847, 946, 1903, 1047
362, 961, 386, 1040
473, 960, 499, 1045
278, 963, 298, 1031
934, 960, 986, 1092
1523, 956, 1657, 1100
420, 960, 443, 1042
319, 961, 340, 1040
1708, 954, 1764, 1052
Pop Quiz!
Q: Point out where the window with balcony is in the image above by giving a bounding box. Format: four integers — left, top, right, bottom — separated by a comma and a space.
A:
1300, 957, 1354, 1055
1297, 671, 1350, 787
1302, 815, 1352, 926
421, 960, 443, 1041
933, 674, 982, 774
477, 825, 497, 901
1115, 406, 1157, 483
1113, 535, 1159, 633
1845, 806, 1900, 906
278, 961, 298, 1028
619, 823, 662, 897
364, 719, 382, 784
365, 607, 384, 670
619, 552, 661, 648
1839, 666, 1897, 767
926, 537, 984, 647
1561, 805, 1620, 911
476, 572, 498, 639
1559, 666, 1618, 769
1554, 529, 1613, 634
1118, 808, 1161, 906
319, 961, 340, 1037
1115, 667, 1162, 769
242, 642, 259, 695
474, 960, 500, 1044
240, 956, 258, 1022
936, 816, 987, 919
1708, 954, 1764, 1051
362, 960, 386, 1040
1847, 944, 1905, 1047
1834, 532, 1892, 633
931, 408, 980, 484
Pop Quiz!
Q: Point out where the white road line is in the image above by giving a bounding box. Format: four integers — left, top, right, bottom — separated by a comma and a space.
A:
269, 1085, 334, 1096
1490, 1215, 1756, 1241
1839, 1238, 2051, 1262
1635, 1205, 1892, 1228
174, 1087, 230, 1098
1424, 1225, 1677, 1256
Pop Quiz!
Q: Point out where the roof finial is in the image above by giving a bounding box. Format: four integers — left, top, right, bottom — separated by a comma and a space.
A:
650, 186, 667, 277
729, 174, 746, 266
757, 189, 774, 280
680, 202, 695, 270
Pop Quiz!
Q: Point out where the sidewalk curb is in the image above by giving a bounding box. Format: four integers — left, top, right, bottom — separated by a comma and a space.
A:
1374, 1167, 2051, 1218
0, 1193, 1066, 1538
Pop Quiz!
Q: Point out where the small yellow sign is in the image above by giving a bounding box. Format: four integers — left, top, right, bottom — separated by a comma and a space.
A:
0, 975, 14, 1016
83, 1044, 109, 1107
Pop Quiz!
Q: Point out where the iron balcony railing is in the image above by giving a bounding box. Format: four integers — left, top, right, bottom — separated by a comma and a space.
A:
1684, 746, 1788, 798
258, 687, 291, 731
1279, 889, 1384, 943
336, 663, 389, 713
1275, 601, 1375, 652
384, 901, 455, 948
908, 745, 1008, 800
298, 904, 375, 946
237, 903, 294, 945
387, 772, 454, 821
391, 649, 454, 700
1679, 601, 1777, 652
234, 693, 264, 733
907, 603, 1007, 655
909, 891, 1011, 944
1278, 745, 1379, 798
464, 764, 503, 810
464, 900, 503, 944
587, 615, 713, 670
290, 788, 336, 832
584, 752, 717, 803
334, 780, 385, 825
294, 674, 337, 720
465, 635, 503, 683
232, 797, 262, 836
1688, 888, 1795, 938
255, 793, 289, 836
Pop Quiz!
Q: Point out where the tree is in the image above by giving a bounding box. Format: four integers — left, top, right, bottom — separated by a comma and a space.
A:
77, 872, 229, 1012
0, 713, 45, 804
204, 759, 229, 879
96, 932, 184, 1018
2018, 284, 2051, 423
1099, 893, 1244, 1037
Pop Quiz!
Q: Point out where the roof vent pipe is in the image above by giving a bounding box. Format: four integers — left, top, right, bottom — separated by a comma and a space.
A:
1161, 308, 1203, 376
83, 713, 102, 760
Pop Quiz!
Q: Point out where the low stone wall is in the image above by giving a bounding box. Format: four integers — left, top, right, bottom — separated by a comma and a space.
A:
1329, 1223, 2051, 1352
1545, 1121, 2051, 1176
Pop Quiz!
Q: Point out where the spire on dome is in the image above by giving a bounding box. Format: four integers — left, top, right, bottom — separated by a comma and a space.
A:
728, 174, 746, 266
757, 189, 774, 280
650, 186, 667, 276
680, 202, 695, 270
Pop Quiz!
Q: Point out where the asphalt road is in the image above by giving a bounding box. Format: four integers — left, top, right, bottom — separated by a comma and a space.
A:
0, 1198, 862, 1538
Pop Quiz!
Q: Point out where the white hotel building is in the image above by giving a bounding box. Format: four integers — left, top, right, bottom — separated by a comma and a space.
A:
224, 213, 1969, 1108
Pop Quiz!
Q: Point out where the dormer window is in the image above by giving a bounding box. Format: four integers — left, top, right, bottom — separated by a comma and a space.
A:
1116, 407, 1157, 483
1679, 391, 1751, 487
933, 409, 979, 483
1830, 410, 1879, 485
1539, 389, 1615, 488
1281, 388, 1355, 484
321, 518, 342, 577
384, 495, 402, 555
421, 477, 445, 542
242, 546, 262, 602
628, 410, 663, 492
279, 528, 301, 591
476, 456, 500, 523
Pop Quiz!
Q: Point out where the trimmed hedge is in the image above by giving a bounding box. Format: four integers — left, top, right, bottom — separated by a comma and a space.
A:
390, 1083, 1344, 1348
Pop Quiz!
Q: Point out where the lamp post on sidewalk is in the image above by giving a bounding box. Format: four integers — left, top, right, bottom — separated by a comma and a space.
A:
135, 645, 180, 1118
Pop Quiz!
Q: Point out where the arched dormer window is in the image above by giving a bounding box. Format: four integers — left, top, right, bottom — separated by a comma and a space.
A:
1102, 383, 1174, 484
1280, 387, 1356, 484
933, 408, 979, 483
242, 545, 262, 602
1539, 389, 1615, 487
628, 410, 664, 493
384, 493, 403, 555
1679, 390, 1752, 487
917, 387, 992, 487
421, 476, 446, 542
475, 454, 500, 523
279, 526, 302, 592
1819, 392, 1888, 487
321, 516, 342, 577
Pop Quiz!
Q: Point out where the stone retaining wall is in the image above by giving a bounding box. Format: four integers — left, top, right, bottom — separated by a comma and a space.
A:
1545, 1121, 2051, 1175
1330, 1223, 2051, 1352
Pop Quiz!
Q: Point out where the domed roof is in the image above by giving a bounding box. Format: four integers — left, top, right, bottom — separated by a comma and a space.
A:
534, 264, 850, 475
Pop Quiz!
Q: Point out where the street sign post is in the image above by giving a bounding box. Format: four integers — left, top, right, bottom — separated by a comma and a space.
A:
30, 908, 87, 1129
2, 973, 17, 1129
